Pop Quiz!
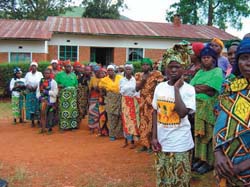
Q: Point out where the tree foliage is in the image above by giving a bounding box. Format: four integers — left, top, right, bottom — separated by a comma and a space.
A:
0, 0, 72, 20
82, 0, 127, 19
166, 0, 250, 30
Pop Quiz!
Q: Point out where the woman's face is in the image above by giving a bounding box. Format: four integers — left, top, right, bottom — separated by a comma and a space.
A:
52, 63, 58, 70
65, 65, 72, 73
201, 56, 215, 70
31, 65, 37, 72
44, 70, 51, 79
16, 72, 22, 78
107, 68, 115, 77
210, 42, 222, 54
238, 53, 250, 79
125, 66, 133, 77
227, 45, 238, 65
142, 63, 151, 72
99, 71, 106, 78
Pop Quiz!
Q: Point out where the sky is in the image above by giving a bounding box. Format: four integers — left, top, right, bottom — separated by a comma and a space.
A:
74, 0, 249, 39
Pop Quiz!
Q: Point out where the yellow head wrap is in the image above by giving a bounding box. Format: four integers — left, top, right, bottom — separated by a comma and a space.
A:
211, 38, 224, 49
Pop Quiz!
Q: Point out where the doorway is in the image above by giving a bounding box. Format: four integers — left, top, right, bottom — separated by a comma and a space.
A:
90, 47, 114, 67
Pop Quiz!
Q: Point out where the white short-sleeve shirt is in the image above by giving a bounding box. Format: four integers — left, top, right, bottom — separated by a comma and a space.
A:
152, 81, 196, 152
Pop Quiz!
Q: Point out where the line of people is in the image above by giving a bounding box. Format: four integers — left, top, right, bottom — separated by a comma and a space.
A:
9, 35, 250, 187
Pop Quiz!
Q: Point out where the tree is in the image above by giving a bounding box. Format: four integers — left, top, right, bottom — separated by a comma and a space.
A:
166, 0, 250, 30
0, 0, 72, 20
82, 0, 127, 19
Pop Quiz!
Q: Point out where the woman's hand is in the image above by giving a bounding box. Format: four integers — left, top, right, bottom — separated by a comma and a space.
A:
214, 149, 234, 178
151, 138, 162, 153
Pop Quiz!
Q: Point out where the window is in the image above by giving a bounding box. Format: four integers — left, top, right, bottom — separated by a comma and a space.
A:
128, 48, 143, 61
59, 46, 78, 61
10, 53, 31, 63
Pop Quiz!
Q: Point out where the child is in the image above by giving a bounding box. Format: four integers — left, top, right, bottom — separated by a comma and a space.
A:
36, 68, 58, 134
152, 49, 196, 186
9, 67, 26, 124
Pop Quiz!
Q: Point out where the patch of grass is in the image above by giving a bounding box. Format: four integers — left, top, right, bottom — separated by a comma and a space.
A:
0, 100, 12, 120
7, 166, 27, 187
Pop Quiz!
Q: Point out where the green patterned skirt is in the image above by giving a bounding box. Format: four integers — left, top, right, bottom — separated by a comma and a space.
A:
155, 151, 191, 187
11, 95, 25, 119
58, 87, 79, 129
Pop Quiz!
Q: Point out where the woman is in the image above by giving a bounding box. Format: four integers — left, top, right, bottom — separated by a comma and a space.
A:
97, 68, 109, 136
9, 67, 26, 124
213, 36, 250, 187
24, 62, 43, 127
184, 42, 204, 82
210, 38, 231, 77
55, 61, 79, 130
79, 66, 92, 119
135, 58, 164, 153
190, 47, 224, 174
36, 68, 58, 134
99, 65, 123, 141
226, 40, 241, 76
88, 65, 101, 133
120, 64, 140, 149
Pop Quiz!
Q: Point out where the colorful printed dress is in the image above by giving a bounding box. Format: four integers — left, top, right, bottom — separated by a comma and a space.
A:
9, 78, 26, 121
120, 76, 140, 141
36, 78, 58, 129
135, 70, 164, 149
55, 71, 79, 129
88, 76, 100, 130
99, 74, 123, 139
190, 67, 224, 165
214, 78, 250, 186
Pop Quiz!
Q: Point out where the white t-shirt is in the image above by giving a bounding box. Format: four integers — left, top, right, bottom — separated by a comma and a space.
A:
119, 76, 139, 97
152, 81, 196, 152
25, 71, 43, 88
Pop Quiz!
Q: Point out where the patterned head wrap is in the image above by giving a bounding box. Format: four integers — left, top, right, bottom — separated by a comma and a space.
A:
14, 67, 22, 74
141, 58, 153, 66
211, 38, 224, 49
162, 40, 192, 68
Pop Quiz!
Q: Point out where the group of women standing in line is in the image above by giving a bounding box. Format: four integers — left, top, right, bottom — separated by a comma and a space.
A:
9, 35, 250, 186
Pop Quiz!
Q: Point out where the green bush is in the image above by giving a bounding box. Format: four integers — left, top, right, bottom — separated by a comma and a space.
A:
127, 61, 142, 73
0, 62, 50, 97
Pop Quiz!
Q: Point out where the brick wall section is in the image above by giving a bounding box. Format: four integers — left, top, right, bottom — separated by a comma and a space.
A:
145, 49, 166, 62
113, 47, 126, 65
79, 46, 90, 62
48, 45, 58, 61
0, 53, 8, 63
32, 53, 47, 62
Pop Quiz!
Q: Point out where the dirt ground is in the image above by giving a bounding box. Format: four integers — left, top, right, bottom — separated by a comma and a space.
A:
0, 118, 216, 187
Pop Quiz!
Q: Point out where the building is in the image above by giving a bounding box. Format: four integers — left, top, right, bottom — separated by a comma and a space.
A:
0, 16, 238, 66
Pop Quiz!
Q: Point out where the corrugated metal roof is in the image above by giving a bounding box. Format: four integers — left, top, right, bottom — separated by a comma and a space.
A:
47, 16, 238, 41
0, 19, 52, 40
0, 17, 238, 41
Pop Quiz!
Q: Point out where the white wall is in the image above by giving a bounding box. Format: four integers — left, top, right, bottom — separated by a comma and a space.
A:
49, 34, 180, 49
0, 40, 47, 53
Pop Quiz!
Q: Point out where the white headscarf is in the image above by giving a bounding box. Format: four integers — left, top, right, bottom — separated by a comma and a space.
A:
124, 63, 134, 70
30, 61, 38, 67
107, 64, 115, 70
